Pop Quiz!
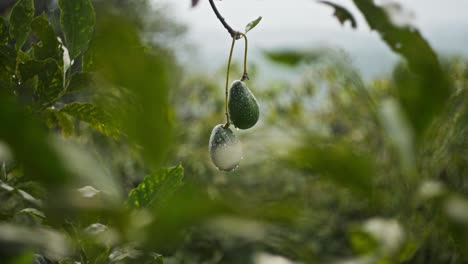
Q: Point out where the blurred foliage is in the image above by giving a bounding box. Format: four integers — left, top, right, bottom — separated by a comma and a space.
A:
0, 0, 468, 264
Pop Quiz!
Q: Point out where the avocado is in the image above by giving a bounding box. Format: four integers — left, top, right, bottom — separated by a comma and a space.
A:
209, 124, 242, 171
228, 80, 259, 129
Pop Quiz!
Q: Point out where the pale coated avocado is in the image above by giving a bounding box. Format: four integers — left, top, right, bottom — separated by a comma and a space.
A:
209, 124, 242, 171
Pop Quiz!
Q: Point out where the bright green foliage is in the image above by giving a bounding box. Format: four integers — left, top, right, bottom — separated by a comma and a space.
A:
9, 0, 34, 50
60, 102, 119, 138
59, 0, 95, 60
128, 164, 184, 208
245, 16, 262, 34
228, 80, 259, 129
31, 14, 63, 62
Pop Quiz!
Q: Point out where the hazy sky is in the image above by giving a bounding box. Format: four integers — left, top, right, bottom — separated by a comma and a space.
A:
158, 0, 468, 79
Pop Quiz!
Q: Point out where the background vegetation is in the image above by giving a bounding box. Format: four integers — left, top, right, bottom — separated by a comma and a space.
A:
0, 0, 468, 263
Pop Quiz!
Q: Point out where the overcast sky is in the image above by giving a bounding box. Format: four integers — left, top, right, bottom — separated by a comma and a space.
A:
157, 0, 468, 79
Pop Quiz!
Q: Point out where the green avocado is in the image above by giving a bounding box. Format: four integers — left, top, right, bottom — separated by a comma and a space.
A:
209, 124, 242, 171
228, 80, 259, 129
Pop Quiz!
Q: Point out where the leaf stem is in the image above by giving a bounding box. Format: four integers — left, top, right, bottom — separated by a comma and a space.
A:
223, 37, 236, 128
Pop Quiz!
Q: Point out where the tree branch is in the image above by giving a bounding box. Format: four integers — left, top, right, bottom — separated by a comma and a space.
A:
208, 0, 241, 39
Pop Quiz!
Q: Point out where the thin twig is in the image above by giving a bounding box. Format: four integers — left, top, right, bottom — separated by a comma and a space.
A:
208, 0, 241, 39
223, 37, 236, 128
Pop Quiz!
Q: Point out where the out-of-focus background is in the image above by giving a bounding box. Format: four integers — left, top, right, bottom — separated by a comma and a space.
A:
1, 0, 468, 263
162, 0, 468, 80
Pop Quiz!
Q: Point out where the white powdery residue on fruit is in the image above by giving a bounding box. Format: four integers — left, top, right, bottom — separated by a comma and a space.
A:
209, 124, 243, 171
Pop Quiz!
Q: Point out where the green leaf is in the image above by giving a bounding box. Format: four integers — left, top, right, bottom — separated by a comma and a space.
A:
0, 44, 17, 72
264, 50, 323, 66
319, 1, 357, 28
60, 102, 119, 138
58, 0, 95, 60
290, 137, 378, 199
19, 59, 64, 104
67, 72, 93, 92
55, 111, 75, 137
31, 13, 63, 61
0, 17, 8, 45
245, 16, 262, 33
128, 164, 184, 208
9, 0, 34, 50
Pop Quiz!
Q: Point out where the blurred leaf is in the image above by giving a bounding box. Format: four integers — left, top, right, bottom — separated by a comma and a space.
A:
0, 44, 16, 69
128, 164, 184, 208
54, 111, 74, 137
9, 0, 34, 50
19, 59, 64, 105
352, 0, 450, 138
67, 72, 93, 92
319, 1, 357, 28
0, 17, 8, 45
191, 0, 200, 7
290, 138, 377, 198
245, 16, 262, 34
91, 13, 176, 167
5, 251, 34, 264
58, 0, 95, 60
31, 13, 63, 62
60, 102, 119, 138
0, 95, 71, 188
0, 223, 70, 260
378, 99, 414, 175
349, 228, 379, 255
264, 50, 322, 66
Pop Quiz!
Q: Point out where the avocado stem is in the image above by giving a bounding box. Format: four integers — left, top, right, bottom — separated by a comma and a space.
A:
224, 37, 236, 127
238, 33, 249, 81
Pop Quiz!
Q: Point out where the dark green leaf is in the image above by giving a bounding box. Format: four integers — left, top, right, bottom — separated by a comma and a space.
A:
319, 1, 357, 28
19, 59, 64, 104
128, 164, 184, 208
0, 44, 17, 71
58, 0, 95, 60
67, 72, 93, 92
290, 137, 377, 199
245, 16, 262, 33
0, 94, 71, 188
31, 13, 63, 62
0, 16, 8, 45
264, 50, 322, 66
60, 102, 119, 138
352, 0, 450, 138
9, 0, 34, 50
91, 14, 175, 167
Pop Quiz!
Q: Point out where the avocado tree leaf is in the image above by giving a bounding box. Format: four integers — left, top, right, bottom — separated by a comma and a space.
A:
58, 0, 95, 60
351, 0, 450, 139
318, 1, 357, 29
191, 0, 200, 7
19, 59, 64, 105
67, 72, 93, 92
0, 44, 17, 72
264, 50, 323, 67
245, 16, 262, 34
31, 13, 63, 62
60, 102, 120, 138
290, 137, 379, 200
128, 164, 184, 209
0, 17, 8, 45
9, 0, 34, 50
